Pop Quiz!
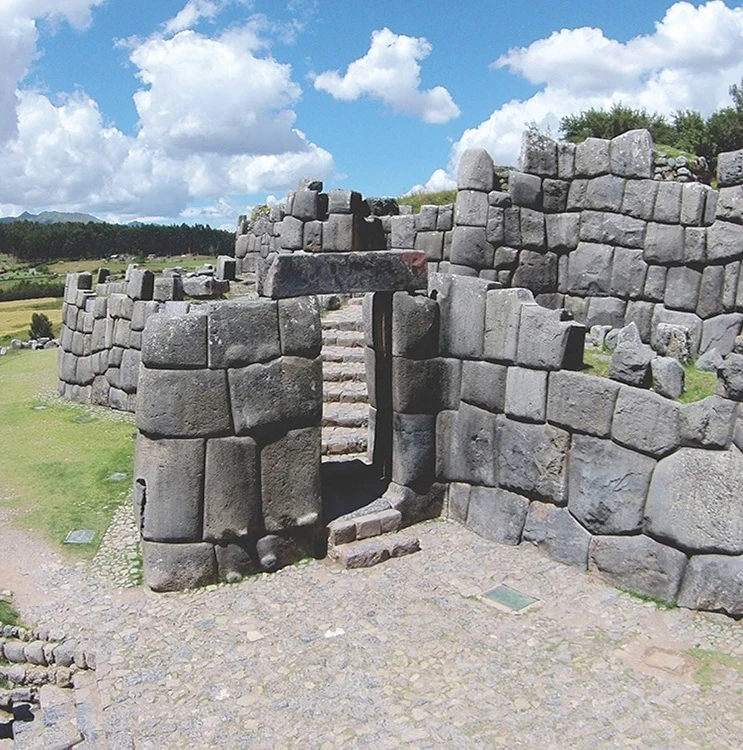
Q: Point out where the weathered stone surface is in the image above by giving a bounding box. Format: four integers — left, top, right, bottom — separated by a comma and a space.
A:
707, 221, 743, 263
466, 486, 529, 546
700, 313, 743, 355
324, 214, 361, 251
678, 554, 743, 617
511, 250, 557, 296
542, 179, 569, 213
256, 529, 318, 572
718, 353, 743, 399
505, 367, 547, 422
278, 296, 321, 357
450, 226, 493, 269
131, 300, 160, 332
455, 190, 489, 226
557, 141, 576, 179
203, 437, 261, 541
135, 436, 205, 541
509, 172, 542, 210
547, 370, 619, 437
523, 503, 591, 569
580, 211, 646, 250
622, 179, 658, 220
328, 188, 362, 215
519, 130, 558, 176
680, 396, 736, 448
261, 427, 321, 532
717, 149, 743, 187
610, 129, 654, 178
392, 292, 439, 358
654, 182, 683, 224
434, 274, 497, 359
458, 148, 494, 191
585, 297, 626, 329
680, 182, 709, 226
651, 306, 702, 355
447, 482, 470, 524
608, 340, 655, 387
414, 230, 444, 261
723, 262, 739, 311
143, 541, 217, 592
643, 265, 667, 302
652, 356, 685, 399
229, 356, 322, 433
664, 266, 701, 312
610, 248, 647, 298
279, 216, 303, 250
181, 275, 229, 298
696, 347, 723, 372
566, 179, 588, 210
392, 357, 460, 413
644, 223, 684, 264
137, 368, 232, 438
498, 419, 569, 504
383, 481, 445, 526
646, 447, 743, 554
437, 405, 498, 486
697, 266, 725, 319
392, 412, 436, 488
567, 243, 614, 295
588, 536, 687, 604
119, 349, 141, 394
584, 174, 625, 212
516, 305, 584, 371
520, 207, 546, 249
612, 387, 680, 456
460, 360, 507, 413
684, 226, 707, 264
568, 435, 655, 534
484, 288, 535, 363
261, 251, 427, 297
575, 137, 610, 177
141, 311, 208, 369
214, 541, 260, 581
153, 276, 183, 302
546, 213, 580, 252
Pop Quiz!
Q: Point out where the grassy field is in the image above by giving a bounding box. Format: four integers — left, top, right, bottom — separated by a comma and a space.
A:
0, 297, 63, 346
47, 254, 217, 276
0, 349, 136, 559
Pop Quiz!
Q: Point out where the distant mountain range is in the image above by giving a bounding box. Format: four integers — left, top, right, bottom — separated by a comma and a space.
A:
0, 210, 105, 225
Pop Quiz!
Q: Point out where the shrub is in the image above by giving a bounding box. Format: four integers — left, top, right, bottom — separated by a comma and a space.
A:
29, 312, 54, 340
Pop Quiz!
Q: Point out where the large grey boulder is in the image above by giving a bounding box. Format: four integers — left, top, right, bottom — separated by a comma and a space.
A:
392, 412, 436, 488
584, 174, 625, 212
450, 226, 493, 269
505, 367, 547, 422
588, 536, 687, 605
547, 371, 619, 437
608, 338, 655, 387
516, 305, 584, 371
610, 129, 654, 178
717, 149, 743, 188
484, 288, 535, 362
566, 242, 614, 295
700, 313, 743, 356
466, 486, 529, 546
522, 503, 591, 568
208, 298, 280, 368
651, 356, 685, 399
645, 447, 743, 554
680, 396, 736, 448
455, 189, 490, 225
575, 137, 610, 177
141, 311, 208, 369
643, 223, 684, 264
392, 292, 439, 358
568, 435, 655, 534
458, 148, 494, 191
612, 387, 680, 457
261, 427, 321, 532
437, 404, 498, 486
498, 419, 570, 505
579, 210, 646, 249
460, 360, 507, 413
519, 130, 557, 176
622, 179, 658, 220
143, 542, 217, 592
717, 352, 743, 400
707, 221, 743, 263
678, 554, 743, 617
278, 296, 321, 358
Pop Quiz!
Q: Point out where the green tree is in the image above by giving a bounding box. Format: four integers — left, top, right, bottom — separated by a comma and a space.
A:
560, 103, 674, 144
29, 312, 53, 340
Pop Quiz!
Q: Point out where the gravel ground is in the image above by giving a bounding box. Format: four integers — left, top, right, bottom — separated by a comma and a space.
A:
8, 506, 743, 749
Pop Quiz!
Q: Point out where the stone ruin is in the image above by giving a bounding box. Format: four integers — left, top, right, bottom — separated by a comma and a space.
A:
56, 130, 743, 617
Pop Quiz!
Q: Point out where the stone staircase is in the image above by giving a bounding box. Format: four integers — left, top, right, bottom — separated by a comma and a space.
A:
11, 671, 111, 749
321, 297, 370, 462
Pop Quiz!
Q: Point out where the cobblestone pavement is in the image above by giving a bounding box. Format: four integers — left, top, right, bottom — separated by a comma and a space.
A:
9, 508, 743, 748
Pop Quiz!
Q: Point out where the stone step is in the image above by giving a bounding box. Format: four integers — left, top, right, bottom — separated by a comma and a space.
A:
323, 382, 368, 404
322, 347, 365, 364
328, 506, 402, 546
321, 451, 369, 464
323, 403, 369, 428
322, 427, 368, 456
72, 670, 107, 748
322, 330, 365, 348
23, 685, 82, 750
321, 317, 363, 332
322, 361, 366, 383
328, 532, 421, 569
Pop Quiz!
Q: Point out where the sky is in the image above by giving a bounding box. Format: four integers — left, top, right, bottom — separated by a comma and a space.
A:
2, 0, 743, 228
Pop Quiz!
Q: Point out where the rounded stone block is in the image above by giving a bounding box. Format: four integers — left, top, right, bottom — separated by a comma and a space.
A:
208, 298, 280, 368
143, 541, 217, 592
611, 387, 680, 457
678, 554, 743, 617
137, 367, 232, 438
645, 447, 743, 555
466, 486, 529, 546
141, 311, 208, 369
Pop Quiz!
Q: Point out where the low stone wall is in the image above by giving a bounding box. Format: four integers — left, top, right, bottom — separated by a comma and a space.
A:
133, 296, 325, 591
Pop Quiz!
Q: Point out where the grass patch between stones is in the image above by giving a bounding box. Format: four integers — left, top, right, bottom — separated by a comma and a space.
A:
687, 647, 743, 691
0, 349, 135, 559
0, 600, 21, 627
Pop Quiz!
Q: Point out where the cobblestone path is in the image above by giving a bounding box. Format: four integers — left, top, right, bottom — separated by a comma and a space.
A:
8, 511, 743, 748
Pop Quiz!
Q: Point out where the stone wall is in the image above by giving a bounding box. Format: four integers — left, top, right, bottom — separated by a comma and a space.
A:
240, 134, 743, 360
134, 296, 325, 591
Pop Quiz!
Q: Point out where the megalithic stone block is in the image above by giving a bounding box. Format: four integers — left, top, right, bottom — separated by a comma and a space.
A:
143, 541, 217, 592
391, 412, 436, 488
207, 298, 280, 368
141, 310, 208, 368
260, 251, 427, 298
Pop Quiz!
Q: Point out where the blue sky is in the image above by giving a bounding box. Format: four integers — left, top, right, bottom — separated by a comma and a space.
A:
1, 0, 743, 227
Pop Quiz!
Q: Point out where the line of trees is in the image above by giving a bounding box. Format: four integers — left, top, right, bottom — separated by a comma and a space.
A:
560, 79, 743, 166
0, 221, 235, 264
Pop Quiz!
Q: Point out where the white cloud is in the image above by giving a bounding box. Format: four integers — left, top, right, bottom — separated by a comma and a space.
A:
313, 27, 460, 124
0, 5, 335, 223
422, 0, 743, 190
405, 168, 456, 196
164, 0, 224, 34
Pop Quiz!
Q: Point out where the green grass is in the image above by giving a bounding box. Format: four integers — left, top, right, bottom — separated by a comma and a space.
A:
0, 349, 136, 559
582, 347, 611, 378
398, 190, 456, 213
687, 648, 743, 691
0, 600, 21, 626
679, 364, 718, 403
0, 297, 63, 346
48, 254, 217, 276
